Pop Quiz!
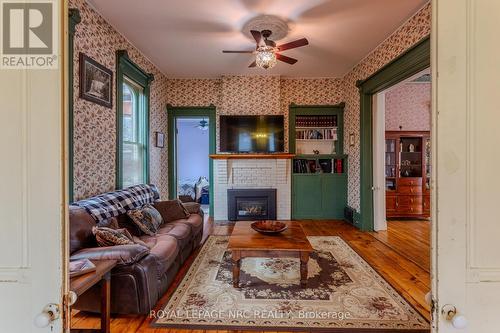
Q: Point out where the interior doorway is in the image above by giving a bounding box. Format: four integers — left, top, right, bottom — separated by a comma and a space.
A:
176, 117, 210, 211
167, 107, 216, 217
373, 68, 431, 231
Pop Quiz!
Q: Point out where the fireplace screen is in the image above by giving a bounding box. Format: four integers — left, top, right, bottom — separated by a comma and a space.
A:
227, 189, 277, 221
237, 198, 267, 217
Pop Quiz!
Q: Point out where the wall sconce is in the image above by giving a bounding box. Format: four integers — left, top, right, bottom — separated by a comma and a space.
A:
349, 133, 355, 146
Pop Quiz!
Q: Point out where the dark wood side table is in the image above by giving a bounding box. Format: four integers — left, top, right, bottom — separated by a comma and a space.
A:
228, 221, 313, 288
70, 259, 117, 333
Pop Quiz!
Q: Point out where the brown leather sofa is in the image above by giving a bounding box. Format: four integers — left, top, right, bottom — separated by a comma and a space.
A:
69, 200, 204, 315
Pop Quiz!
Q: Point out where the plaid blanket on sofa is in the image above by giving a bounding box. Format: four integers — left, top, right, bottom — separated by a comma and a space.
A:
72, 184, 160, 222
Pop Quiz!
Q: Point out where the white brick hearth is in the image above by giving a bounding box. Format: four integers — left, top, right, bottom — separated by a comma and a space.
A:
213, 159, 291, 220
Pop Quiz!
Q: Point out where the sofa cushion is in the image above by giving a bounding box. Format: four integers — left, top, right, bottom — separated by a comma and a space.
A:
171, 214, 203, 237
138, 234, 179, 278
69, 206, 97, 254
126, 204, 163, 236
157, 222, 192, 249
153, 200, 190, 223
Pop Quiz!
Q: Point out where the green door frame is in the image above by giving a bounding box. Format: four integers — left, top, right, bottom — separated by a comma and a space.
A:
167, 105, 216, 217
68, 8, 81, 202
356, 36, 430, 231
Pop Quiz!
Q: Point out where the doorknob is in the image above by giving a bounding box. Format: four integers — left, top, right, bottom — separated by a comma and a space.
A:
34, 303, 60, 328
441, 304, 468, 329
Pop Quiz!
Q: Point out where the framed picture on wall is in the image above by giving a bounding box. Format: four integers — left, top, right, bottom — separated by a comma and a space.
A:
155, 132, 165, 148
79, 53, 113, 108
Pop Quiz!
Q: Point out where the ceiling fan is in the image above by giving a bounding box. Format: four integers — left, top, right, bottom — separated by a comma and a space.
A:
222, 30, 309, 69
194, 119, 209, 131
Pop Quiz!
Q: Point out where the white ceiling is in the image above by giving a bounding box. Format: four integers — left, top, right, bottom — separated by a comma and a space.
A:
87, 0, 428, 78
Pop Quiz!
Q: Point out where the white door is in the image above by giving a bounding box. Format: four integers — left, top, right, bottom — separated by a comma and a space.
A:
0, 1, 66, 332
372, 92, 387, 231
433, 0, 500, 331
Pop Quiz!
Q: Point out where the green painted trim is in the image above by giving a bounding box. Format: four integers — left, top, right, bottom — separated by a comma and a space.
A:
357, 36, 430, 231
68, 8, 81, 202
116, 50, 154, 189
167, 106, 216, 217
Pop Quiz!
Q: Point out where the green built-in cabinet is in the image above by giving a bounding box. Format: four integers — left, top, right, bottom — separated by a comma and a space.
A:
289, 104, 348, 219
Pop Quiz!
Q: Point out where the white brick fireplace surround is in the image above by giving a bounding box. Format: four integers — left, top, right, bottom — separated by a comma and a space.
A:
213, 159, 291, 220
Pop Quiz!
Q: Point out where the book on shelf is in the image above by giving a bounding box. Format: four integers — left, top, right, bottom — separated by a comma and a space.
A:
333, 158, 343, 173
294, 158, 344, 174
295, 115, 337, 127
296, 128, 338, 140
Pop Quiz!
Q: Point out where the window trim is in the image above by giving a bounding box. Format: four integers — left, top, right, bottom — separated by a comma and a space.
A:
116, 50, 154, 189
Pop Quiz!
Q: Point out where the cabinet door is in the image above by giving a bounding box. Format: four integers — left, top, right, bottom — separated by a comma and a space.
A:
321, 174, 347, 219
292, 175, 322, 219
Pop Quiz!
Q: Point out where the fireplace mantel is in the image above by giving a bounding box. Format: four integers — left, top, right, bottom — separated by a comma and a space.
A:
209, 153, 295, 160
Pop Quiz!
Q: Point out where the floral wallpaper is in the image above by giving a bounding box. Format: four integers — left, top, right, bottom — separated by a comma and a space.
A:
71, 0, 168, 200
385, 83, 431, 131
220, 75, 281, 115
166, 78, 221, 107
342, 2, 431, 210
71, 0, 431, 213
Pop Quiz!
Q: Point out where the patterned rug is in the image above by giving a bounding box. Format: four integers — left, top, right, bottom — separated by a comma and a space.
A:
152, 236, 429, 332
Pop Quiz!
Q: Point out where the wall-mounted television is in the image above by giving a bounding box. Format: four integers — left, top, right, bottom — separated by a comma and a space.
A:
220, 115, 284, 153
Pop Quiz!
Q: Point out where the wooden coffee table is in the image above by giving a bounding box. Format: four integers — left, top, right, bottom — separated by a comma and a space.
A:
228, 221, 313, 288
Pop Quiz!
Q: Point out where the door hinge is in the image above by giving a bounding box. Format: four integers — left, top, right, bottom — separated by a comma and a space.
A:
430, 298, 438, 322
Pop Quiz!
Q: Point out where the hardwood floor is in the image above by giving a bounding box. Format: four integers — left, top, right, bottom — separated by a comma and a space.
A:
71, 219, 431, 332
370, 220, 431, 273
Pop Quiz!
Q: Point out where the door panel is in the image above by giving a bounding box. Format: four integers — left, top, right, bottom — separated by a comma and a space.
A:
0, 2, 64, 332
434, 0, 500, 331
293, 175, 321, 218
321, 175, 347, 218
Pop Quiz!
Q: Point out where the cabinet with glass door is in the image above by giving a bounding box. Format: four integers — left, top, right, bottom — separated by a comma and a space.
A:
385, 131, 430, 219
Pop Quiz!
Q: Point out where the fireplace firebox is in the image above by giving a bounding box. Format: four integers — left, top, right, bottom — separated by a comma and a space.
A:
227, 189, 277, 221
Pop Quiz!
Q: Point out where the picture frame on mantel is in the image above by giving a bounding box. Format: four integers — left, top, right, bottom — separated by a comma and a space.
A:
155, 132, 165, 148
79, 53, 113, 108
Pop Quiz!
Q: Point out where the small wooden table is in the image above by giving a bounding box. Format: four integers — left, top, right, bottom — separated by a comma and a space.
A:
228, 221, 313, 288
70, 260, 117, 333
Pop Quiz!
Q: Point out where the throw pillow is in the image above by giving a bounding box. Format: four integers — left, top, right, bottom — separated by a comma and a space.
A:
127, 204, 163, 236
96, 216, 119, 229
182, 202, 201, 215
153, 199, 190, 223
92, 226, 135, 247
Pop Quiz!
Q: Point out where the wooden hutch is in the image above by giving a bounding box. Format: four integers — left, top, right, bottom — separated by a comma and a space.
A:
385, 131, 430, 218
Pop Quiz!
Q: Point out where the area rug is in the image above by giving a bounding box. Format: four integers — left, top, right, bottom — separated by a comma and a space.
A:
152, 236, 429, 332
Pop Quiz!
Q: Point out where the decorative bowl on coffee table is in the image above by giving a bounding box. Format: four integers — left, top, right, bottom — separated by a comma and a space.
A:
250, 221, 288, 235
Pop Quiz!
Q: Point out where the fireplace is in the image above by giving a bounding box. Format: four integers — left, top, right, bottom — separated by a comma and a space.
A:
227, 189, 277, 221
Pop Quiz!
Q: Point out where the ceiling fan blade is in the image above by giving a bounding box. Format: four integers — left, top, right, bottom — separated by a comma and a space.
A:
248, 61, 257, 68
277, 38, 309, 51
222, 50, 254, 53
276, 53, 298, 65
250, 30, 262, 45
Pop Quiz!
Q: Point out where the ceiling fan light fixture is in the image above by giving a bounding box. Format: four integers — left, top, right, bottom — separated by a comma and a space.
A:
255, 46, 276, 69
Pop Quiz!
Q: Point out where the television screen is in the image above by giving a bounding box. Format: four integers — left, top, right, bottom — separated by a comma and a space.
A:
220, 115, 284, 153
